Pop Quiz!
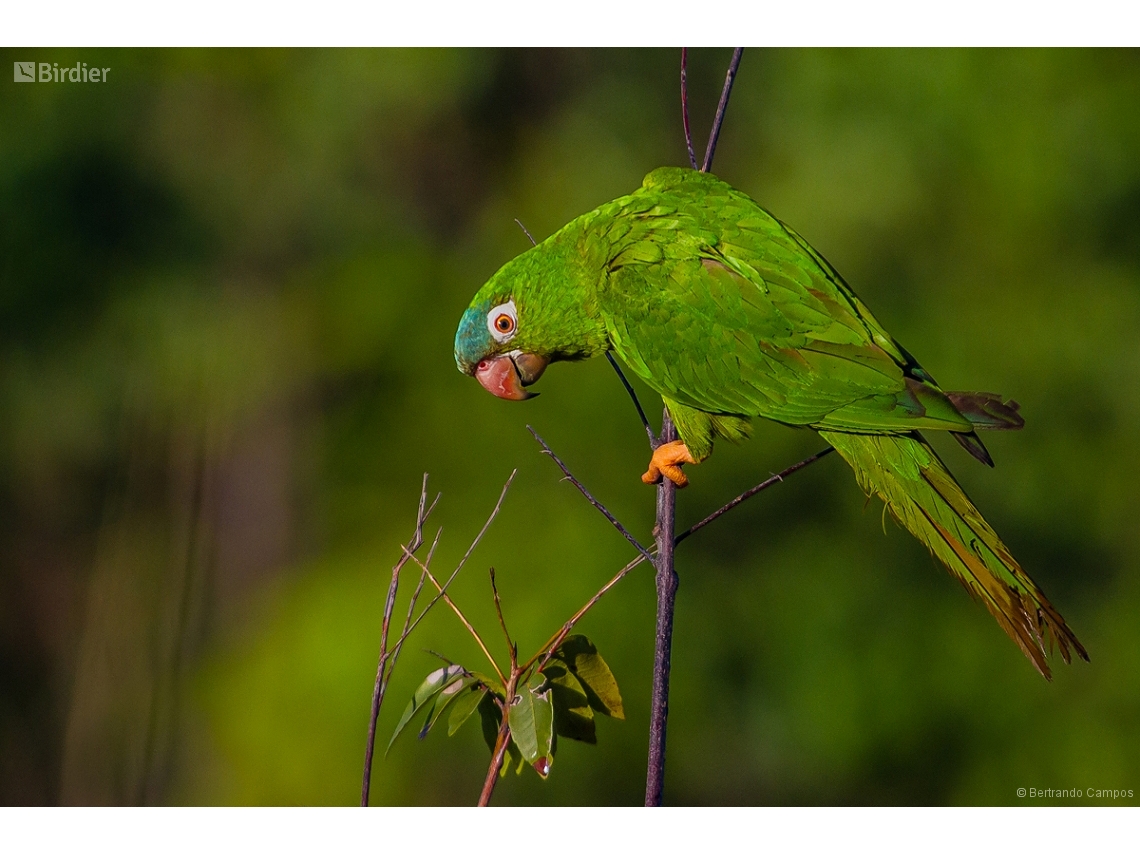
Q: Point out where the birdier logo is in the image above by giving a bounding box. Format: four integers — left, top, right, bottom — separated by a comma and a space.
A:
13, 61, 111, 83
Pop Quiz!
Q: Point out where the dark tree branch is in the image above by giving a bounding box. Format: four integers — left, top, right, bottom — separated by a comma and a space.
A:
606, 353, 655, 445
645, 410, 679, 807
528, 426, 655, 564
701, 47, 744, 174
647, 46, 745, 807
681, 48, 698, 171
675, 446, 835, 546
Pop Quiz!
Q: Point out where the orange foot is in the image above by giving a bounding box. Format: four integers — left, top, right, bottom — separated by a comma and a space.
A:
641, 440, 697, 488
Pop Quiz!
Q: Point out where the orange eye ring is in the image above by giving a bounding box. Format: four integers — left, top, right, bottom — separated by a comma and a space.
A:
494, 314, 515, 334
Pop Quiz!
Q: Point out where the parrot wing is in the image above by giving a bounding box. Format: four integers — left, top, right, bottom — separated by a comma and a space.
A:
596, 183, 972, 436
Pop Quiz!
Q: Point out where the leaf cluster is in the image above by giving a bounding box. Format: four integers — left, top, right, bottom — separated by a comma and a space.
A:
388, 635, 623, 781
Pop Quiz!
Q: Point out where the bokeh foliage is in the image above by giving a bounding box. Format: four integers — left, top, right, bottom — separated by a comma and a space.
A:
1, 48, 1138, 806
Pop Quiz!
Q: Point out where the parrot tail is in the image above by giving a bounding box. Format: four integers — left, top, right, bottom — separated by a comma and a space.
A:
818, 430, 1088, 679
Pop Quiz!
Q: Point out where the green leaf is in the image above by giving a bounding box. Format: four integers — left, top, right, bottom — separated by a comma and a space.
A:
386, 664, 466, 754
542, 661, 596, 744
509, 673, 554, 778
447, 685, 487, 736
421, 675, 478, 738
552, 635, 624, 720
529, 672, 555, 777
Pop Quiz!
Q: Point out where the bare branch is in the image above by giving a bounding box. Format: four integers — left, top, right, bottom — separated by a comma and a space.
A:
378, 527, 441, 701
645, 409, 679, 807
607, 353, 656, 445
517, 445, 834, 786
405, 547, 506, 685
362, 469, 515, 806
362, 474, 438, 807
443, 471, 516, 594
528, 426, 654, 564
681, 47, 698, 171
532, 552, 653, 673
394, 471, 517, 651
489, 566, 517, 671
701, 47, 744, 174
675, 446, 835, 546
477, 701, 513, 807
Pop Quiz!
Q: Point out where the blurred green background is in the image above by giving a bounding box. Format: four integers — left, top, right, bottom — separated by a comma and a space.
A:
1, 48, 1138, 806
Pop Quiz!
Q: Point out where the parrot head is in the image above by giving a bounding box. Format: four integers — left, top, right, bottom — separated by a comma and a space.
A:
454, 237, 610, 401
454, 294, 550, 400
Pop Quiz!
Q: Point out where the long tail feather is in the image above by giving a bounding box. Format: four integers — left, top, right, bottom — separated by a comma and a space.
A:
819, 430, 1088, 679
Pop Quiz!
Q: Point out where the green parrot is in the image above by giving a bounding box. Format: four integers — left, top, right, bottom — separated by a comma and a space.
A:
454, 166, 1087, 679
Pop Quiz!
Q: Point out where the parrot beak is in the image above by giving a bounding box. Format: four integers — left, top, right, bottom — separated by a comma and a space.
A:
474, 352, 548, 401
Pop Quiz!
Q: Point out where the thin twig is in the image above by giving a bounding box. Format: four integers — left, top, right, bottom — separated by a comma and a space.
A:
362, 475, 438, 807
528, 426, 655, 564
681, 48, 698, 171
514, 218, 537, 247
489, 566, 517, 670
532, 551, 653, 673
439, 471, 516, 598
675, 446, 835, 546
379, 528, 442, 703
405, 548, 506, 685
701, 47, 744, 174
394, 472, 517, 651
381, 534, 449, 656
606, 353, 655, 445
423, 649, 457, 666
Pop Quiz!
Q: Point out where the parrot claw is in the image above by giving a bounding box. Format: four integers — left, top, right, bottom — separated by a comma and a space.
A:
641, 440, 697, 488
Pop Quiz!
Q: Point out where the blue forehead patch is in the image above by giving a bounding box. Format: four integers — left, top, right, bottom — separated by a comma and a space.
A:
454, 300, 492, 372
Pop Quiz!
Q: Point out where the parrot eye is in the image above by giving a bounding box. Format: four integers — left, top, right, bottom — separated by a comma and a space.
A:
486, 300, 518, 344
